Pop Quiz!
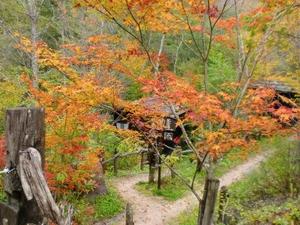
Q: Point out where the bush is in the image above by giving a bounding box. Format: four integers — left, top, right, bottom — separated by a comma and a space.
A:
93, 130, 142, 172
238, 199, 300, 225
230, 137, 300, 204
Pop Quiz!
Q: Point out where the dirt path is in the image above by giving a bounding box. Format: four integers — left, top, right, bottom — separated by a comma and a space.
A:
109, 152, 269, 225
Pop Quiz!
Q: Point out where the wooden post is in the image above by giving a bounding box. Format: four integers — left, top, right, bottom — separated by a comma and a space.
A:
0, 107, 45, 225
140, 151, 144, 171
113, 149, 118, 176
125, 203, 134, 225
157, 157, 162, 190
198, 178, 220, 225
148, 149, 156, 183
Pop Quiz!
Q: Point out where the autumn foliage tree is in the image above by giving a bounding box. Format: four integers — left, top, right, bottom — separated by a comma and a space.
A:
16, 0, 299, 192
18, 36, 146, 194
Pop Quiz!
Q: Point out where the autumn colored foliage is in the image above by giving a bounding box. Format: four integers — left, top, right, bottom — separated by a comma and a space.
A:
12, 0, 299, 196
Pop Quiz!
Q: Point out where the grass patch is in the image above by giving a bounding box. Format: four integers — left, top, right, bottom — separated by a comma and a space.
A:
69, 188, 124, 225
135, 145, 256, 201
94, 189, 124, 220
171, 207, 198, 225
136, 178, 187, 201
135, 156, 198, 201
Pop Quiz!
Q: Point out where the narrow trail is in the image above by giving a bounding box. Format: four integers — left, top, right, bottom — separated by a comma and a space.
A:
109, 152, 269, 225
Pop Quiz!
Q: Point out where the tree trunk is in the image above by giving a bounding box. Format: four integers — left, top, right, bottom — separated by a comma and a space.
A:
88, 161, 108, 197
234, 0, 249, 82
27, 0, 39, 87
0, 107, 45, 225
154, 34, 165, 73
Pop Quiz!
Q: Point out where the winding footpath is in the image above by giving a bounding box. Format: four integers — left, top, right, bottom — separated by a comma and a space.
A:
108, 152, 269, 225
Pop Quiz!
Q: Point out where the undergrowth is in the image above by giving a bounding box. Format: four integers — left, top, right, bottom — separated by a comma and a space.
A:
64, 188, 124, 225
171, 136, 300, 225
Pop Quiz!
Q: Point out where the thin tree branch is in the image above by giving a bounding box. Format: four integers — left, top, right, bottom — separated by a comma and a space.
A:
191, 151, 209, 189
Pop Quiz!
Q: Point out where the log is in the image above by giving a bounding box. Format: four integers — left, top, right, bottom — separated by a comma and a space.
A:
0, 107, 45, 225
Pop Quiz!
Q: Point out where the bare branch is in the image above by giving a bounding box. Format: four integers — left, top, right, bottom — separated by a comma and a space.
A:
179, 0, 205, 60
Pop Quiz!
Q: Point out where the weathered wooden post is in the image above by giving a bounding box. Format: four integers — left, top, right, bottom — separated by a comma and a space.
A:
140, 151, 145, 171
125, 203, 134, 225
0, 107, 45, 225
198, 177, 220, 225
113, 148, 118, 176
148, 148, 156, 183
157, 157, 162, 190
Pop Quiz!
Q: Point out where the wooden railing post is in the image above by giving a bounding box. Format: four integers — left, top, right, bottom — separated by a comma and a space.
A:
140, 151, 144, 170
113, 149, 118, 176
198, 177, 220, 225
148, 148, 156, 183
125, 203, 134, 225
157, 157, 162, 190
0, 107, 45, 225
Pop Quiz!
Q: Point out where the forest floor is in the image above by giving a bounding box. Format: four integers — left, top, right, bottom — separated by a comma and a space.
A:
103, 151, 270, 225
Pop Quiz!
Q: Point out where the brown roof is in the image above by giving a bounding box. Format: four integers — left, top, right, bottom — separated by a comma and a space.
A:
136, 96, 186, 117
249, 80, 298, 94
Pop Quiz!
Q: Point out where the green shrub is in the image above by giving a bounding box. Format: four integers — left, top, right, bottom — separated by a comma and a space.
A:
224, 137, 300, 224
230, 138, 299, 204
239, 199, 300, 225
92, 130, 142, 172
